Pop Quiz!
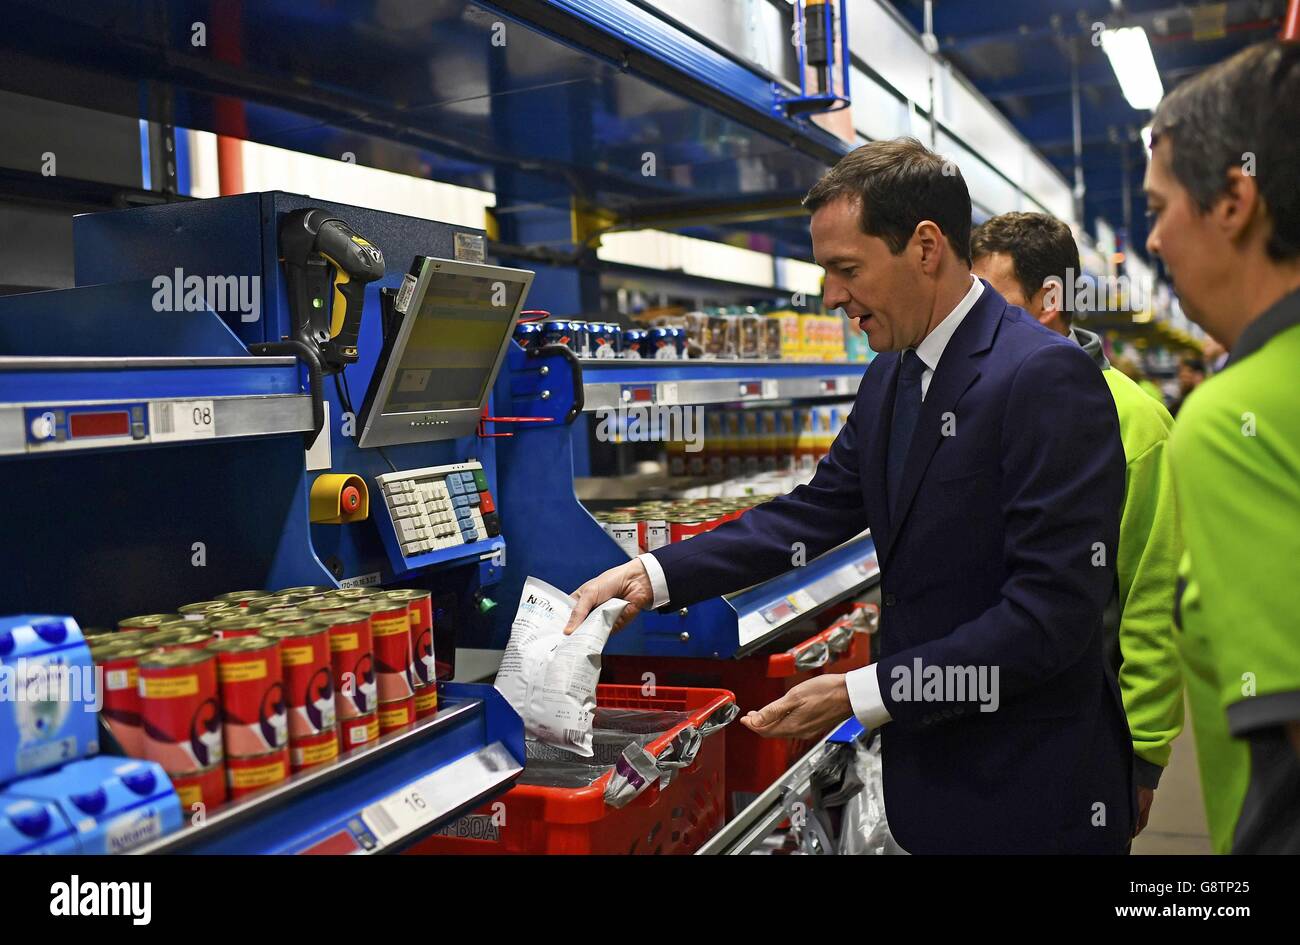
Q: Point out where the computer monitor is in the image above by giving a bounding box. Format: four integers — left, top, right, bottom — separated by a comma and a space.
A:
356, 256, 533, 447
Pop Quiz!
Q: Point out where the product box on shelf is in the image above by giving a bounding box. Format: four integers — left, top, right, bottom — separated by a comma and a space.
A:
0, 615, 98, 786
0, 794, 80, 854
4, 755, 182, 853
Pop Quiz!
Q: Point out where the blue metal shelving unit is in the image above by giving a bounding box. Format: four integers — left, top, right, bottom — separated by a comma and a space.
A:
0, 0, 867, 853
132, 686, 524, 855
487, 343, 879, 659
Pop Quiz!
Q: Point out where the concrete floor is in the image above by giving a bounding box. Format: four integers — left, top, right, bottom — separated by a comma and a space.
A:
1131, 697, 1213, 854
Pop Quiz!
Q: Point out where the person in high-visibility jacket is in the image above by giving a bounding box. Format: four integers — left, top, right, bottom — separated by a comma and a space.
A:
1145, 38, 1300, 853
972, 212, 1183, 838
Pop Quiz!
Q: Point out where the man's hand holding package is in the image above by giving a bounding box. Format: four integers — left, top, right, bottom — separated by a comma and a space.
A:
563, 558, 654, 635
741, 674, 853, 740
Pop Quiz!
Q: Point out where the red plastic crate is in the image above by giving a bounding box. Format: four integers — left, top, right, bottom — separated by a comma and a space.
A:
406, 685, 735, 855
604, 604, 876, 817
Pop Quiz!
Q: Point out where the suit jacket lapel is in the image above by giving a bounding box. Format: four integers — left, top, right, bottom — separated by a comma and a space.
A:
889, 283, 1004, 540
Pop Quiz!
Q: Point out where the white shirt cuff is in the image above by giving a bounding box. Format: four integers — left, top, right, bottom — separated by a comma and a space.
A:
637, 552, 671, 610
845, 664, 892, 730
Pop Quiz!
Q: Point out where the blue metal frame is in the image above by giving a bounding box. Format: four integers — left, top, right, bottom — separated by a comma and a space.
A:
786, 0, 852, 116
485, 343, 879, 658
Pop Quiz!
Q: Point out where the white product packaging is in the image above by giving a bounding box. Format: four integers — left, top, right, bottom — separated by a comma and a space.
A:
495, 576, 624, 757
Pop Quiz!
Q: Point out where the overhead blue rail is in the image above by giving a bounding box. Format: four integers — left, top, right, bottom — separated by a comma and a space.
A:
0, 0, 848, 260
483, 0, 851, 159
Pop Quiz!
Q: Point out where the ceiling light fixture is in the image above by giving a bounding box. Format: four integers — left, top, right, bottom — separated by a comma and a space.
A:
1100, 27, 1164, 111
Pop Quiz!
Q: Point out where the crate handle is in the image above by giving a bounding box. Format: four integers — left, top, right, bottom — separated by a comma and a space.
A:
696, 701, 740, 738
657, 703, 740, 773
794, 640, 831, 671
825, 624, 854, 657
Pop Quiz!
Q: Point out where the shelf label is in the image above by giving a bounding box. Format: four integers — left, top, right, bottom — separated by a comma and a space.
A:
657, 382, 678, 405
761, 379, 778, 399
149, 400, 216, 441
788, 589, 817, 611
361, 784, 435, 846
855, 556, 880, 577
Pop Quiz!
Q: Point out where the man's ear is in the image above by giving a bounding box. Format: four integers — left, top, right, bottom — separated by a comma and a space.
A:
913, 220, 944, 273
1031, 284, 1067, 332
1213, 166, 1263, 246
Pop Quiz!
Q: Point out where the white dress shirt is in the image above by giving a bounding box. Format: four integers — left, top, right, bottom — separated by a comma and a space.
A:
641, 276, 984, 730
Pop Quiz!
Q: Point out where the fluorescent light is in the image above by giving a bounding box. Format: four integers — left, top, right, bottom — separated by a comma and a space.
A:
1100, 27, 1164, 111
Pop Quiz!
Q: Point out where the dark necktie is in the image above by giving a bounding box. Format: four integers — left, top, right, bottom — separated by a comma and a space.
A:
887, 349, 926, 513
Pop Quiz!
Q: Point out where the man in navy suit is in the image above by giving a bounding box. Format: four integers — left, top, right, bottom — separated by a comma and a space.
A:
564, 138, 1134, 853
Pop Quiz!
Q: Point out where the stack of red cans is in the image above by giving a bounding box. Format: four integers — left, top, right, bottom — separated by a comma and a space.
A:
312, 610, 380, 752
356, 598, 417, 735
209, 635, 289, 799
137, 647, 227, 813
382, 589, 438, 720
259, 622, 339, 772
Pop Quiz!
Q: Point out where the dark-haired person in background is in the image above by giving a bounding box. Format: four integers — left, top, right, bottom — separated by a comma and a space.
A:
971, 212, 1183, 839
1144, 38, 1300, 854
1169, 355, 1206, 416
563, 138, 1135, 853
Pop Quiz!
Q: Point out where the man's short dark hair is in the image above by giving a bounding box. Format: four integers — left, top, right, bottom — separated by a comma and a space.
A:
803, 137, 973, 265
970, 212, 1080, 318
1151, 39, 1300, 261
1181, 356, 1206, 374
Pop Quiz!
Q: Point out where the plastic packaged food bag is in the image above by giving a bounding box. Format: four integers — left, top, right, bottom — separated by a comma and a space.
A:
495, 577, 624, 757
838, 733, 908, 855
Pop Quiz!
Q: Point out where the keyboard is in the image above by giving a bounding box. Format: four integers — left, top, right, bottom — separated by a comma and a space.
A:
375, 461, 501, 560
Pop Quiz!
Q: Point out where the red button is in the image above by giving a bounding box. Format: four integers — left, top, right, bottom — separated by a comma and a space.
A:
479, 491, 495, 513
341, 485, 361, 512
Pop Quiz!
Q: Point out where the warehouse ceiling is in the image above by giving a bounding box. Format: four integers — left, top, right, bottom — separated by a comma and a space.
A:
884, 0, 1287, 258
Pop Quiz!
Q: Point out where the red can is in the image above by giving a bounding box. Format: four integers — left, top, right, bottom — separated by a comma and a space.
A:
178, 600, 233, 621
116, 613, 178, 633
170, 764, 227, 813
90, 641, 151, 757
260, 623, 335, 739
339, 712, 380, 751
291, 728, 340, 772
669, 517, 708, 542
383, 589, 435, 688
226, 748, 289, 800
215, 590, 270, 606
138, 648, 224, 775
206, 613, 268, 640
210, 635, 287, 756
357, 600, 415, 702
165, 630, 214, 651
414, 684, 439, 720
316, 612, 377, 720
378, 697, 415, 734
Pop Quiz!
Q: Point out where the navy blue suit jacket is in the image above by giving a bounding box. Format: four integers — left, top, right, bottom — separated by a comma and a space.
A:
653, 281, 1134, 853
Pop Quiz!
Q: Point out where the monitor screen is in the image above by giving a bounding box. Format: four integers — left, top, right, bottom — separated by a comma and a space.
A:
357, 256, 533, 447
382, 270, 525, 413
